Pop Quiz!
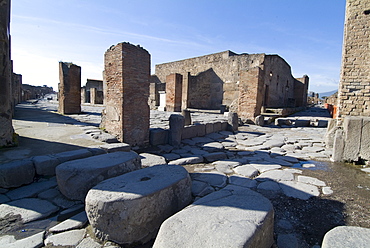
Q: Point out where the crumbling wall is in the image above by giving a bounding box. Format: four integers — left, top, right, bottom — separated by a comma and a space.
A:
338, 0, 370, 117
0, 0, 15, 147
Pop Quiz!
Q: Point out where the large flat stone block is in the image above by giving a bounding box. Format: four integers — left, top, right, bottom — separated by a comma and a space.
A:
322, 226, 370, 248
343, 117, 362, 161
153, 185, 274, 248
0, 159, 35, 188
85, 165, 192, 245
360, 117, 370, 160
56, 151, 141, 201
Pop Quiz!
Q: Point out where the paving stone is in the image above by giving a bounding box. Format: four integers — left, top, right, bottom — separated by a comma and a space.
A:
297, 175, 326, 186
181, 138, 196, 146
49, 211, 88, 233
189, 148, 209, 155
158, 144, 174, 153
56, 151, 141, 201
38, 188, 60, 200
265, 157, 293, 166
251, 163, 282, 173
191, 136, 214, 144
191, 180, 209, 196
203, 152, 228, 162
0, 194, 10, 204
277, 233, 299, 248
0, 198, 59, 223
190, 172, 228, 188
228, 175, 257, 188
322, 226, 370, 248
238, 139, 265, 147
212, 160, 241, 168
54, 149, 93, 163
94, 132, 119, 143
0, 159, 35, 188
1, 231, 45, 248
139, 153, 166, 167
302, 146, 325, 153
162, 153, 181, 161
153, 185, 274, 248
264, 139, 285, 148
6, 179, 57, 200
44, 229, 86, 247
85, 165, 191, 245
205, 132, 224, 140
256, 170, 294, 182
257, 181, 282, 192
322, 187, 334, 195
201, 142, 224, 152
32, 155, 60, 176
237, 151, 255, 156
279, 181, 320, 200
76, 237, 102, 248
98, 143, 131, 153
233, 165, 259, 178
168, 156, 204, 165
283, 168, 302, 174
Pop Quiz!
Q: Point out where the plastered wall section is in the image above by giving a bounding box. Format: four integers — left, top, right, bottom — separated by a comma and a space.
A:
102, 42, 150, 146
338, 0, 370, 117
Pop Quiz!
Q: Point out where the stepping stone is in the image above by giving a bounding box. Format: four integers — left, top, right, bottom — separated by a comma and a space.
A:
44, 229, 86, 247
229, 176, 257, 188
297, 175, 326, 186
203, 152, 228, 162
49, 211, 88, 233
140, 153, 166, 167
0, 159, 35, 188
168, 156, 204, 165
6, 179, 57, 201
251, 164, 282, 173
98, 143, 131, 153
54, 149, 93, 163
56, 151, 141, 201
191, 171, 228, 188
153, 185, 274, 248
233, 165, 259, 178
85, 165, 192, 245
2, 231, 45, 248
256, 170, 294, 182
322, 226, 370, 248
279, 181, 320, 200
0, 198, 59, 223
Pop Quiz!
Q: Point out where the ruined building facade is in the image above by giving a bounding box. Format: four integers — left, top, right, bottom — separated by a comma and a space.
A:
81, 79, 104, 104
0, 0, 15, 147
152, 51, 308, 120
329, 0, 370, 163
338, 0, 370, 117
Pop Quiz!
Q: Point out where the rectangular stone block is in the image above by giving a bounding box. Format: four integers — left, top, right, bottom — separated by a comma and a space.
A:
360, 117, 370, 160
166, 73, 183, 112
182, 125, 198, 140
195, 124, 206, 137
205, 123, 214, 134
343, 117, 362, 161
0, 160, 35, 188
213, 122, 222, 132
149, 128, 168, 146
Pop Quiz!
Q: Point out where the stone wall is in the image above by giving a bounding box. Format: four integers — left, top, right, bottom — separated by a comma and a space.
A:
0, 0, 15, 147
58, 62, 81, 114
338, 0, 370, 117
101, 42, 150, 146
82, 79, 103, 104
154, 51, 308, 118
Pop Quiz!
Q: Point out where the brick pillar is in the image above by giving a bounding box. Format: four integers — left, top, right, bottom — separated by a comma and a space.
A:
0, 0, 15, 147
238, 68, 264, 120
81, 87, 86, 103
181, 72, 190, 110
90, 88, 97, 104
165, 73, 183, 112
58, 62, 81, 114
338, 0, 370, 117
101, 42, 150, 146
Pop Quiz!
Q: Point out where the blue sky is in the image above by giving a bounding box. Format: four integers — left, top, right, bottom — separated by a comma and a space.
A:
11, 0, 346, 93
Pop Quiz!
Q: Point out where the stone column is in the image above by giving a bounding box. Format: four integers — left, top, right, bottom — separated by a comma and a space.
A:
58, 62, 81, 114
81, 87, 86, 103
165, 73, 183, 112
0, 0, 15, 147
90, 88, 97, 105
181, 72, 190, 110
101, 42, 150, 146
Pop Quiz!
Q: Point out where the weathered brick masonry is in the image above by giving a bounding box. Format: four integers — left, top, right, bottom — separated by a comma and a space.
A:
154, 51, 308, 119
58, 62, 81, 114
166, 73, 183, 112
338, 0, 370, 117
0, 0, 15, 147
101, 42, 150, 146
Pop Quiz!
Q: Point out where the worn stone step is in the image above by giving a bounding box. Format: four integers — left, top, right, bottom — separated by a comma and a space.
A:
153, 185, 274, 248
56, 151, 141, 201
85, 165, 192, 246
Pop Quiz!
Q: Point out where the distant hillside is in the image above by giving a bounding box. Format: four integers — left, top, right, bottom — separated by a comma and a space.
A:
319, 90, 337, 98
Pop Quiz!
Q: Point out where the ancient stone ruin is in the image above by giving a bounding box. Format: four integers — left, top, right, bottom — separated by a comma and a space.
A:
58, 62, 81, 114
81, 79, 104, 104
101, 42, 150, 146
328, 0, 370, 163
151, 51, 309, 120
